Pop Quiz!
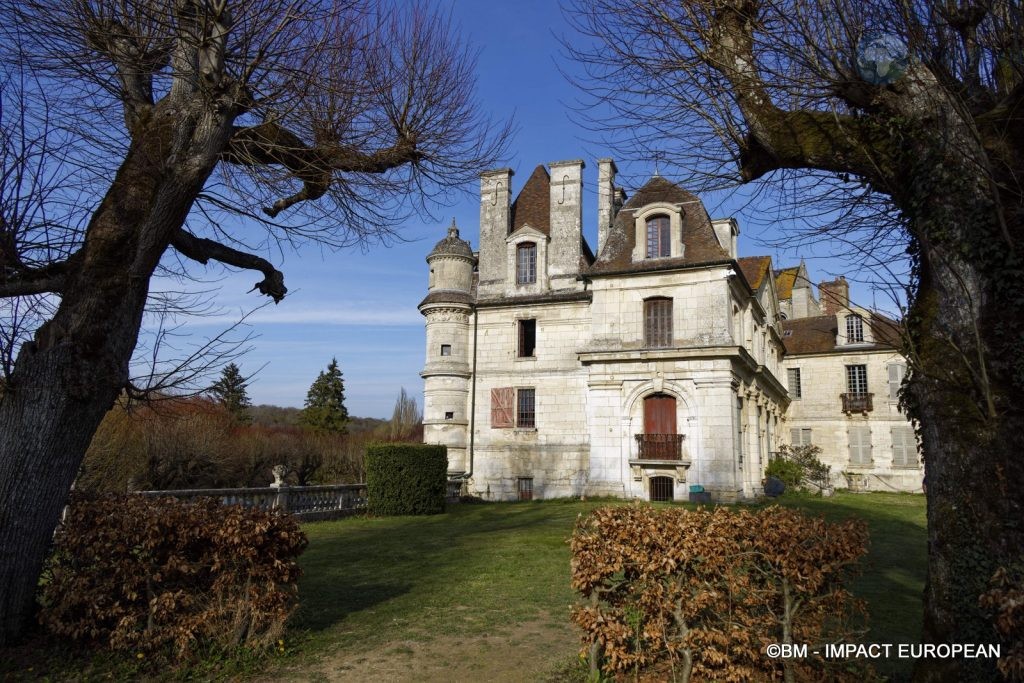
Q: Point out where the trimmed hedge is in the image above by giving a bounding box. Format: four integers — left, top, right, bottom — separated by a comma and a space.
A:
366, 443, 447, 515
39, 494, 307, 661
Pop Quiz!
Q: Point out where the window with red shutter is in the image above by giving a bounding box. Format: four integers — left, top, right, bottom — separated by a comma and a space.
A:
490, 387, 515, 428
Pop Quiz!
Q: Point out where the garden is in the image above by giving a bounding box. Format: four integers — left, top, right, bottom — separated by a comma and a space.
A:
0, 490, 927, 681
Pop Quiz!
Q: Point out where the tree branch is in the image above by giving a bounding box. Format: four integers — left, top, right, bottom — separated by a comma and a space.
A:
706, 0, 896, 182
82, 14, 169, 130
0, 262, 67, 297
170, 229, 286, 303
222, 122, 422, 217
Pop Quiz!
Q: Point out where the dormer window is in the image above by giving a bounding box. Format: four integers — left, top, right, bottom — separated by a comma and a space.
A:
516, 242, 537, 284
632, 205, 684, 262
846, 314, 864, 343
645, 216, 671, 258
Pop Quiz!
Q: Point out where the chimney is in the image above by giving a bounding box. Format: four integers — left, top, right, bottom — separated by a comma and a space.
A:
711, 218, 739, 258
819, 276, 850, 316
477, 168, 513, 297
596, 158, 617, 255
548, 159, 585, 289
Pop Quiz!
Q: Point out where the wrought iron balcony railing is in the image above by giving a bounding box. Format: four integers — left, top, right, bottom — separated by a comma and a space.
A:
634, 433, 685, 461
841, 392, 874, 413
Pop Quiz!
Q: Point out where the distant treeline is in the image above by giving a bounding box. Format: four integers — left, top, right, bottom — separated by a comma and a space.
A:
78, 397, 422, 493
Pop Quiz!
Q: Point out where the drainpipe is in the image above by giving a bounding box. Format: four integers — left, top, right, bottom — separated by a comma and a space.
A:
461, 306, 478, 488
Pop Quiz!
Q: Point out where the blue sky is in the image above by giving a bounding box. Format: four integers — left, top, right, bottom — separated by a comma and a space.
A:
167, 1, 899, 418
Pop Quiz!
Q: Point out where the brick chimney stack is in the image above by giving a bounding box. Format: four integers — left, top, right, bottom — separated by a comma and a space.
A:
818, 276, 850, 316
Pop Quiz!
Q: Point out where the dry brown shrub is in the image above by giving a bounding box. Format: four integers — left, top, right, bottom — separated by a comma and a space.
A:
570, 505, 870, 682
980, 563, 1024, 681
38, 494, 307, 661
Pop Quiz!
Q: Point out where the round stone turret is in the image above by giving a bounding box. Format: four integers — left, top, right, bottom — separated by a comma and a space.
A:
420, 219, 475, 476
426, 219, 475, 295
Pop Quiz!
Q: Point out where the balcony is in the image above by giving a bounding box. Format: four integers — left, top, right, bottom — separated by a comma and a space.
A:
634, 434, 686, 461
841, 392, 874, 413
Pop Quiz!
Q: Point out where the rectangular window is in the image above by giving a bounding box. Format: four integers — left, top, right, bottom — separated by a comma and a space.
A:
490, 387, 515, 428
888, 363, 906, 401
891, 427, 918, 467
516, 388, 535, 428
646, 216, 671, 258
849, 426, 872, 465
444, 411, 454, 420
440, 344, 451, 356
846, 314, 864, 343
790, 427, 812, 447
644, 298, 673, 348
517, 477, 534, 501
517, 319, 536, 357
846, 364, 868, 395
516, 242, 537, 284
787, 368, 802, 399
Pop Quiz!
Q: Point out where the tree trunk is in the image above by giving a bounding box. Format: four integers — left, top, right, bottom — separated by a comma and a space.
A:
902, 133, 1024, 681
0, 104, 229, 645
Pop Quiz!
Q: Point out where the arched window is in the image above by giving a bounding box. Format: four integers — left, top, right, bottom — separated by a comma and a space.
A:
645, 215, 671, 258
516, 242, 537, 284
644, 297, 673, 348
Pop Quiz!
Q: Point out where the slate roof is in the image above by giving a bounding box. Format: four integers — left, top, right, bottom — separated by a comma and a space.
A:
587, 175, 731, 275
774, 266, 800, 300
737, 256, 772, 291
509, 165, 550, 235
781, 313, 903, 355
418, 290, 474, 308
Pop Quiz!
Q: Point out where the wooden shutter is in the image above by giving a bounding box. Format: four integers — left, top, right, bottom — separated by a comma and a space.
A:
490, 387, 514, 428
849, 427, 871, 465
644, 395, 677, 435
892, 427, 916, 466
888, 363, 904, 400
790, 428, 811, 447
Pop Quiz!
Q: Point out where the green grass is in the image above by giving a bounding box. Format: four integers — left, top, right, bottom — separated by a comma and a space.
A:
0, 492, 927, 681
291, 498, 597, 651
286, 491, 926, 681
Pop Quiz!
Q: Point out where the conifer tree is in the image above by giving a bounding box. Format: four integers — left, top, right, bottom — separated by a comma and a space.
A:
300, 358, 348, 434
209, 362, 252, 423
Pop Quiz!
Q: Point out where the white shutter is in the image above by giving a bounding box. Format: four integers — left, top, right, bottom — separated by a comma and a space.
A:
891, 427, 906, 466
849, 427, 872, 465
888, 364, 905, 401
892, 427, 917, 467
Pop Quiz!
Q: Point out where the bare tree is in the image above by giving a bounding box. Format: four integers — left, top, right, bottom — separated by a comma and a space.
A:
0, 0, 510, 644
566, 1, 1022, 679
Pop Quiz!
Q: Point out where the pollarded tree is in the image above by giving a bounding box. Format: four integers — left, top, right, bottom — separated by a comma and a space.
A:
209, 362, 252, 422
566, 1, 1021, 679
300, 358, 348, 434
0, 0, 509, 644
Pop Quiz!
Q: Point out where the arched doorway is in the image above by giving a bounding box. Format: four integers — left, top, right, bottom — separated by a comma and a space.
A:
649, 476, 674, 502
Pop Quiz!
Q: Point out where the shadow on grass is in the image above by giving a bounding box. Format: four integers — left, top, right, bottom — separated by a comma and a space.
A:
293, 502, 590, 634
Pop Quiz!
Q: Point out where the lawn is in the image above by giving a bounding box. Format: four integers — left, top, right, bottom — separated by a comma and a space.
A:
277, 491, 927, 682
0, 492, 926, 681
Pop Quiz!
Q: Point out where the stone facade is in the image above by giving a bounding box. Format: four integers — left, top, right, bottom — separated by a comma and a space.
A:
420, 158, 922, 502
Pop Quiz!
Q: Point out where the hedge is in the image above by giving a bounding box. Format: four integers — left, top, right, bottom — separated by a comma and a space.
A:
365, 443, 447, 515
39, 494, 307, 661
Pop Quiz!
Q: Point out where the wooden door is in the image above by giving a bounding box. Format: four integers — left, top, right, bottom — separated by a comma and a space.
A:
644, 394, 676, 435
643, 394, 677, 460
